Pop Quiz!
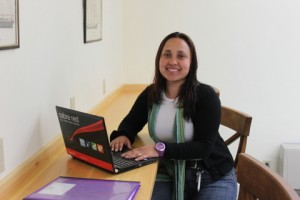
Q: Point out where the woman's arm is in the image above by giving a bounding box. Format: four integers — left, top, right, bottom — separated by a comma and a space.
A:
110, 87, 149, 144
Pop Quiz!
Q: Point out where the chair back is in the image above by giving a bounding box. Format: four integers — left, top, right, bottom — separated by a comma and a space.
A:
237, 153, 300, 200
213, 86, 252, 167
220, 106, 252, 167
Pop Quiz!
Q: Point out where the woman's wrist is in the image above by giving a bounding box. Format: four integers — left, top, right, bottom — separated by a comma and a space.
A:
155, 142, 166, 157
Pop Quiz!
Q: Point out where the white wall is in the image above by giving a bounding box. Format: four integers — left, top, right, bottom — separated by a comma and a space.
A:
0, 0, 124, 179
123, 0, 300, 170
1, 0, 299, 181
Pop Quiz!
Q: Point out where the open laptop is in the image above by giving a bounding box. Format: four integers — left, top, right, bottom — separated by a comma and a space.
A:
55, 106, 157, 173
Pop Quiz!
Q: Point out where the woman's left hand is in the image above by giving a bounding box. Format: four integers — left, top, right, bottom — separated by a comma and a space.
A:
121, 144, 159, 161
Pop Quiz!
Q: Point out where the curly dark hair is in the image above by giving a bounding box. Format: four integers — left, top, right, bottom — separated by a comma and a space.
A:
148, 32, 199, 120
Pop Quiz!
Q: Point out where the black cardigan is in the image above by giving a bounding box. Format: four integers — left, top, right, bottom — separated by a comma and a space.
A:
110, 83, 234, 178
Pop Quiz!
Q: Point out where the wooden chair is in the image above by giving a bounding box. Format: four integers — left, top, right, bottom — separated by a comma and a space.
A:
213, 86, 252, 167
221, 106, 252, 167
237, 153, 300, 200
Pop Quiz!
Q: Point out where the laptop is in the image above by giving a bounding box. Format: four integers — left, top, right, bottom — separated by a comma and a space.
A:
55, 106, 157, 173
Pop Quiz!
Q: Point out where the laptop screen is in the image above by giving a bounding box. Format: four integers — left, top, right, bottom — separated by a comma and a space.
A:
56, 106, 114, 171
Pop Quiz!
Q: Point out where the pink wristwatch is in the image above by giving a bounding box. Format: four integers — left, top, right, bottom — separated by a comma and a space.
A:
155, 142, 166, 157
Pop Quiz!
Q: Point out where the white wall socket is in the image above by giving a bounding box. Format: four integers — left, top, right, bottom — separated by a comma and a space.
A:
70, 96, 76, 109
0, 137, 5, 173
263, 160, 271, 168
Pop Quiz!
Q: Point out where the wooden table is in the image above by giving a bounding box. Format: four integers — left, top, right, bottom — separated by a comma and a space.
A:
0, 85, 158, 200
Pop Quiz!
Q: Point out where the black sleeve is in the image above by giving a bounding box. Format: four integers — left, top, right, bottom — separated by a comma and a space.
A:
110, 87, 149, 144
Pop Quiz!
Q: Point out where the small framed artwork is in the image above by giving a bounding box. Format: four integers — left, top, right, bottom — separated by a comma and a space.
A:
0, 0, 19, 50
83, 0, 102, 43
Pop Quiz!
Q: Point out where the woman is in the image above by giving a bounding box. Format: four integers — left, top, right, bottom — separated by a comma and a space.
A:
110, 32, 237, 200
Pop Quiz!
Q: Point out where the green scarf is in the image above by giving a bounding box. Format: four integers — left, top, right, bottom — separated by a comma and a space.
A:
148, 103, 186, 200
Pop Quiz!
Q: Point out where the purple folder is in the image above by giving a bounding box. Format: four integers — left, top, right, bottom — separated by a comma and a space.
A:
24, 176, 140, 200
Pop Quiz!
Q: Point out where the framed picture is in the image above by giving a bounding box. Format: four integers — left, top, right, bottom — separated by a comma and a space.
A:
83, 0, 102, 43
0, 0, 19, 50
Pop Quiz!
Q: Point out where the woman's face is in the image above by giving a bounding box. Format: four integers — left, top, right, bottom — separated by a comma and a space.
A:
159, 38, 191, 85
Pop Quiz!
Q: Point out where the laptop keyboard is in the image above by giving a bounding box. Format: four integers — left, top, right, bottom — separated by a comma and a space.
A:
112, 151, 140, 168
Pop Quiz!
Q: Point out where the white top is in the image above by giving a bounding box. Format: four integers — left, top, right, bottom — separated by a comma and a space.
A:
154, 93, 194, 142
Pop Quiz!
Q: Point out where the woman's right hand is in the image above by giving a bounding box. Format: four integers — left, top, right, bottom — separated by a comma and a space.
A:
110, 136, 132, 152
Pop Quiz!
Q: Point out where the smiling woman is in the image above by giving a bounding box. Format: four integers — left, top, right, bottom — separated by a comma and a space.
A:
159, 38, 191, 94
110, 32, 237, 200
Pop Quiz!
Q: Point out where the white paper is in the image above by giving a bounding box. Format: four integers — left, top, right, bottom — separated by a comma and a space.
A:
38, 182, 75, 195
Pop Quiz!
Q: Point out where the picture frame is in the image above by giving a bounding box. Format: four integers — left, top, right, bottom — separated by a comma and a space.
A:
0, 0, 19, 50
83, 0, 102, 43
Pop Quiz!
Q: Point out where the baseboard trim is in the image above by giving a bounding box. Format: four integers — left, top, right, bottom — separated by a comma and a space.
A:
122, 84, 147, 92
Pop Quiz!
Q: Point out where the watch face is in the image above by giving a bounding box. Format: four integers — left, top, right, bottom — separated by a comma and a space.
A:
156, 142, 165, 151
